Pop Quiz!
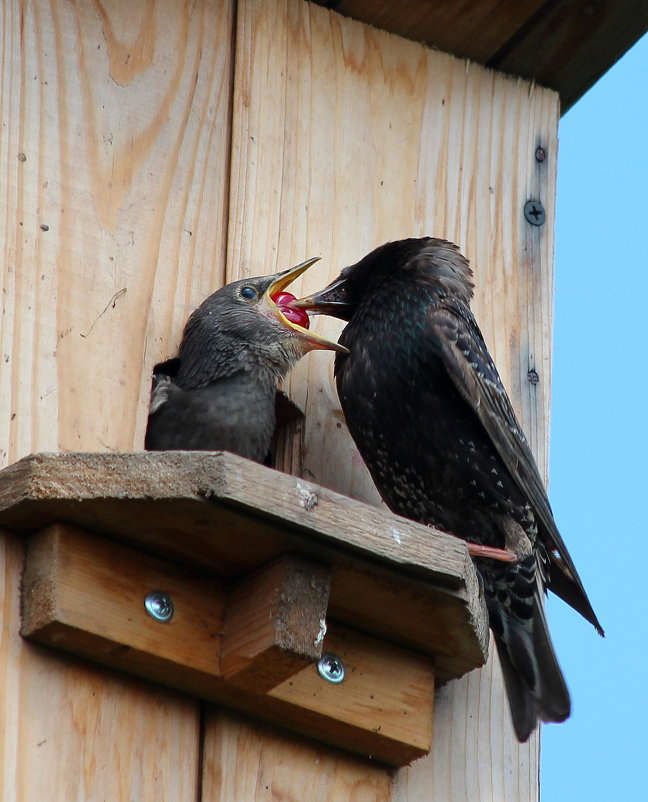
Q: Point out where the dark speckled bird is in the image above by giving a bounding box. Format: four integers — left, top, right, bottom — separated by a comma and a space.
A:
294, 237, 603, 741
145, 258, 346, 459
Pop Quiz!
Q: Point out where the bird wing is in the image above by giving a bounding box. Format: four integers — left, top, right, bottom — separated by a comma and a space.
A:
429, 301, 603, 634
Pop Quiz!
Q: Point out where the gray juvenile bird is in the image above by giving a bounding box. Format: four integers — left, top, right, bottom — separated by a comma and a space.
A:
145, 258, 346, 460
294, 237, 603, 741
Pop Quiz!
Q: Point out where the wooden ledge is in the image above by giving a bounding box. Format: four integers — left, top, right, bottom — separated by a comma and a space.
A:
0, 452, 489, 764
0, 451, 488, 682
21, 523, 433, 765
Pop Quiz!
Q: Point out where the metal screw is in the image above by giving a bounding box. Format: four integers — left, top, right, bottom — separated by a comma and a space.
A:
527, 369, 539, 385
535, 146, 546, 163
524, 200, 546, 227
145, 590, 174, 623
317, 653, 345, 684
302, 491, 318, 511
297, 482, 318, 511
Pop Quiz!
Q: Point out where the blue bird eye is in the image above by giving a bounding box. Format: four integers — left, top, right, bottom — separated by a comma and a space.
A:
240, 286, 257, 300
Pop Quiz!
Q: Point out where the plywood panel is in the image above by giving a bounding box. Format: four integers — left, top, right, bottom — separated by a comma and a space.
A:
229, 0, 559, 797
0, 529, 201, 802
0, 0, 234, 464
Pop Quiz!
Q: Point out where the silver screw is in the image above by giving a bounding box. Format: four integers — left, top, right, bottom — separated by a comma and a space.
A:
145, 590, 174, 623
317, 653, 345, 683
524, 200, 546, 226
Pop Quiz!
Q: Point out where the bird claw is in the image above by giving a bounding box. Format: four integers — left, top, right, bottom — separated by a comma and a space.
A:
467, 543, 519, 563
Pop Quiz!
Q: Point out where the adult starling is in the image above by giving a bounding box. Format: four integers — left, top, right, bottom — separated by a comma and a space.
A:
145, 259, 346, 459
294, 237, 603, 741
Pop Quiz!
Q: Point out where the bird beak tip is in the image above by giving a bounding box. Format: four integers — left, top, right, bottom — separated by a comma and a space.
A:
269, 257, 321, 295
262, 257, 345, 353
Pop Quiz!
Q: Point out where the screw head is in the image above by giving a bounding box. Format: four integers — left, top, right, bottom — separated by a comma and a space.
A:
317, 653, 345, 684
145, 590, 174, 622
535, 146, 546, 163
524, 200, 546, 227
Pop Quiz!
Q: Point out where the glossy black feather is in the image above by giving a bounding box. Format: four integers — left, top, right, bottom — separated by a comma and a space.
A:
305, 237, 602, 740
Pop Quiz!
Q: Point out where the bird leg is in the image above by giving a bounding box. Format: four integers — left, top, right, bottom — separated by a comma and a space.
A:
466, 543, 519, 563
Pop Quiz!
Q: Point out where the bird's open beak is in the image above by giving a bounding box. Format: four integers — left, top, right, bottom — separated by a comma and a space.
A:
263, 258, 349, 353
290, 274, 352, 319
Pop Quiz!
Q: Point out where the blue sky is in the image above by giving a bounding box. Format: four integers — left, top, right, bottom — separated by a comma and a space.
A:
542, 33, 648, 800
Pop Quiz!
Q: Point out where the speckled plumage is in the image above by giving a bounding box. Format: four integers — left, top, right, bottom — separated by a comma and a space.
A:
299, 237, 603, 741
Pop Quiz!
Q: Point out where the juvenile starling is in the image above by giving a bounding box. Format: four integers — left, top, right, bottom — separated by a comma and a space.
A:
294, 237, 603, 741
145, 259, 346, 459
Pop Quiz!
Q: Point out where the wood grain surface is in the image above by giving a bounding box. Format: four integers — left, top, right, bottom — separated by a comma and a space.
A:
19, 523, 433, 764
311, 0, 648, 111
227, 0, 558, 796
0, 528, 201, 802
0, 0, 234, 463
0, 1, 234, 799
202, 709, 394, 801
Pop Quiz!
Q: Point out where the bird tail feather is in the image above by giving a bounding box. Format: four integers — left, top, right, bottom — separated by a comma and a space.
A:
486, 560, 570, 741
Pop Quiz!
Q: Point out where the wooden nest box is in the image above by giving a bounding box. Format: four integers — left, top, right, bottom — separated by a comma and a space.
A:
1, 1, 643, 800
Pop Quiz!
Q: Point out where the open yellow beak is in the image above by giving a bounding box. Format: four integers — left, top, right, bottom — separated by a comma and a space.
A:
262, 258, 349, 353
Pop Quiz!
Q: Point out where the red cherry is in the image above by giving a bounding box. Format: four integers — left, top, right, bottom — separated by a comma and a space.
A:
271, 291, 310, 329
272, 291, 296, 306
281, 306, 311, 328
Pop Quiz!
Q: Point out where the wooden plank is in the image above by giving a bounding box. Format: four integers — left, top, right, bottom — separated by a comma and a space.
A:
269, 627, 434, 759
314, 1, 648, 111
231, 0, 558, 796
219, 626, 434, 765
0, 0, 234, 466
230, 0, 559, 515
22, 523, 226, 688
0, 450, 488, 682
206, 624, 435, 766
202, 709, 393, 801
23, 525, 331, 696
489, 0, 648, 111
20, 524, 433, 766
0, 2, 236, 799
314, 0, 546, 65
221, 554, 331, 691
0, 451, 476, 585
271, 391, 306, 475
0, 528, 201, 802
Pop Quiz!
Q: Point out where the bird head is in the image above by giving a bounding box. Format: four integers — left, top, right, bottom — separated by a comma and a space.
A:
292, 238, 475, 320
177, 258, 347, 386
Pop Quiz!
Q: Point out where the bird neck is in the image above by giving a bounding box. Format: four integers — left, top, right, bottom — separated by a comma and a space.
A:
177, 337, 295, 391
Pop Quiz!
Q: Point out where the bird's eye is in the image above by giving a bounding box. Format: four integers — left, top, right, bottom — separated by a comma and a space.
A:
240, 286, 257, 300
